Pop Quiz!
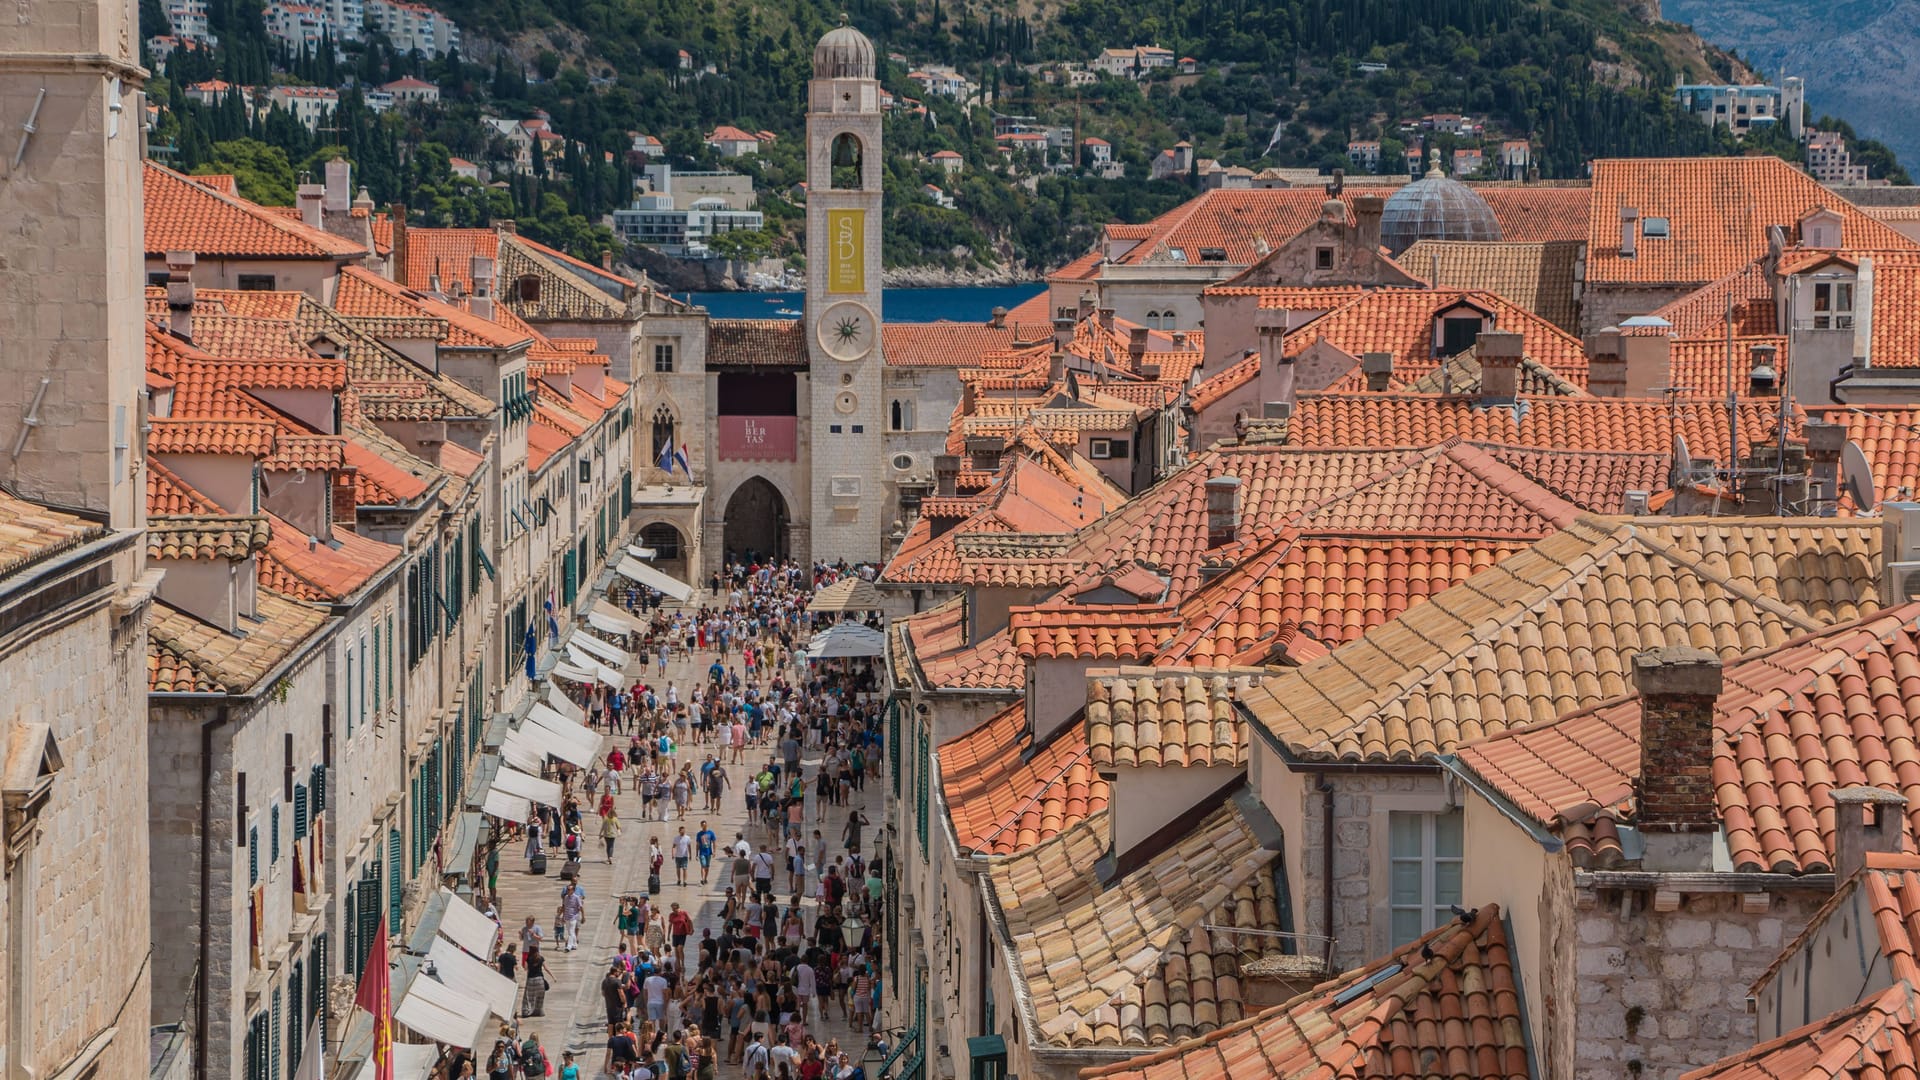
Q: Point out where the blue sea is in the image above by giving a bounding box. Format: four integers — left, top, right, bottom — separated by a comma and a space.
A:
679, 283, 1046, 323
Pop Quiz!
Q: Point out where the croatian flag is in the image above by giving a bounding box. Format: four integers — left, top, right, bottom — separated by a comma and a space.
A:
674, 442, 692, 481
545, 595, 560, 645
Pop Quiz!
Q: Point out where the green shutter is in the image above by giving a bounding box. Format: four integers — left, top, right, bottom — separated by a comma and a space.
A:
889, 700, 902, 797
344, 884, 358, 979
387, 828, 403, 928
311, 764, 326, 813
915, 725, 930, 858
372, 624, 382, 711
287, 961, 304, 1072
386, 613, 395, 699
250, 825, 259, 884
270, 987, 282, 1080
311, 933, 329, 1028
293, 784, 308, 842
410, 776, 423, 872
271, 805, 281, 863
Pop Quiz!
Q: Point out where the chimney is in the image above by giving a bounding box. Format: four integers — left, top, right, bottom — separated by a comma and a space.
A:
601, 250, 614, 271
990, 306, 1008, 329
1098, 307, 1116, 330
1128, 325, 1149, 366
1804, 419, 1845, 516
1048, 350, 1067, 386
1621, 331, 1672, 398
933, 454, 960, 498
1619, 206, 1639, 259
1171, 331, 1188, 350
1585, 328, 1625, 397
297, 182, 325, 229
470, 255, 496, 320
1477, 331, 1524, 404
1832, 787, 1909, 881
1256, 309, 1295, 412
1078, 292, 1096, 321
499, 218, 518, 234
391, 204, 410, 286
1621, 490, 1650, 515
166, 251, 197, 341
1361, 352, 1394, 392
331, 471, 358, 530
1634, 645, 1721, 872
1352, 194, 1384, 253
1205, 475, 1241, 548
323, 158, 351, 213
1052, 317, 1076, 352
1747, 342, 1779, 397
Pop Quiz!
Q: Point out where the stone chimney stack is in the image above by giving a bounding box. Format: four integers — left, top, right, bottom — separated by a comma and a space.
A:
1352, 194, 1385, 253
1620, 206, 1639, 259
1053, 317, 1076, 352
323, 158, 351, 213
1804, 419, 1846, 516
470, 256, 496, 320
331, 471, 358, 530
166, 251, 197, 341
297, 182, 325, 229
1128, 326, 1149, 366
990, 306, 1008, 329
1098, 307, 1116, 330
601, 250, 614, 271
1048, 350, 1067, 387
1361, 352, 1395, 393
1621, 332, 1673, 398
1634, 646, 1722, 872
1586, 328, 1625, 398
1832, 787, 1908, 881
933, 455, 960, 498
1255, 309, 1295, 411
1477, 331, 1524, 404
1205, 476, 1241, 549
1078, 292, 1096, 321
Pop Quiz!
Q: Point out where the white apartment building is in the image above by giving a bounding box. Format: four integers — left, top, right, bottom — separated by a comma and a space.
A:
612, 193, 764, 257
365, 0, 460, 56
268, 85, 340, 131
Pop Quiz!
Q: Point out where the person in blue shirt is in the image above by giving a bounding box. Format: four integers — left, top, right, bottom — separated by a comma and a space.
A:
695, 820, 717, 884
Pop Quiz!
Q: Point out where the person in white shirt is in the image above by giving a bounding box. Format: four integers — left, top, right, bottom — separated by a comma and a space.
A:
643, 971, 670, 1023
793, 961, 816, 1022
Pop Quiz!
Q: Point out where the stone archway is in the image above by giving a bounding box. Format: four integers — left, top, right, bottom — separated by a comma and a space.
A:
637, 521, 691, 583
723, 477, 789, 565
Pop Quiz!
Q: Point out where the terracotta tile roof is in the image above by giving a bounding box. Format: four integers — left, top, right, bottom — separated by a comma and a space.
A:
439, 441, 485, 479
939, 701, 1110, 856
990, 800, 1286, 1048
1680, 981, 1920, 1080
1079, 904, 1528, 1080
149, 417, 278, 457
258, 514, 399, 602
146, 515, 272, 562
1085, 668, 1256, 767
1282, 288, 1588, 388
1101, 189, 1366, 267
143, 160, 367, 259
1480, 185, 1590, 243
1586, 157, 1913, 286
1475, 444, 1669, 513
395, 226, 497, 293
146, 460, 225, 515
343, 435, 434, 506
1242, 515, 1885, 763
708, 319, 806, 366
1010, 605, 1185, 661
1187, 351, 1261, 412
1455, 603, 1920, 875
1050, 251, 1104, 282
147, 591, 329, 694
516, 233, 637, 289
1809, 406, 1920, 504
1395, 240, 1582, 333
1651, 258, 1776, 339
1399, 343, 1584, 397
1283, 392, 1789, 458
883, 320, 1054, 366
332, 267, 533, 350
260, 433, 348, 472
0, 493, 107, 578
496, 233, 633, 322
896, 596, 1026, 693
1782, 249, 1920, 368
526, 420, 572, 472
882, 456, 1118, 588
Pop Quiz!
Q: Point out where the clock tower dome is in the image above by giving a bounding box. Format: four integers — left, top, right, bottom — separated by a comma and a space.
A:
804, 20, 888, 564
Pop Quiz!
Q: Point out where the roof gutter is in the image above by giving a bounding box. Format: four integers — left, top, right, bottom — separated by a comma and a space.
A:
1239, 703, 1439, 775
1433, 753, 1563, 853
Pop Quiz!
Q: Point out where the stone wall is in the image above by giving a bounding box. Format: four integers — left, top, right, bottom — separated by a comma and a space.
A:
1582, 285, 1690, 335
1558, 886, 1829, 1078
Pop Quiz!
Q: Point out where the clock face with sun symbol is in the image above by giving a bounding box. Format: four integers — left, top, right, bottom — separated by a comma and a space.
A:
816, 301, 876, 361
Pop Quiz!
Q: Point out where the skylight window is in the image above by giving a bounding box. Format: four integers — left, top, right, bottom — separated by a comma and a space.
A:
1641, 217, 1671, 239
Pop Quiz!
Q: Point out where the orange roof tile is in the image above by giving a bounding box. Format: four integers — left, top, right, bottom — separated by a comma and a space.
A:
1283, 392, 1790, 458
1680, 982, 1920, 1080
149, 417, 278, 457
882, 320, 1054, 366
144, 160, 367, 259
147, 591, 329, 694
526, 420, 571, 472
939, 701, 1110, 856
1281, 288, 1587, 387
1084, 668, 1256, 768
1586, 157, 1913, 286
1651, 258, 1776, 339
394, 226, 497, 293
708, 319, 806, 366
1010, 605, 1184, 661
1079, 904, 1528, 1080
259, 513, 399, 602
332, 267, 533, 350
0, 492, 107, 578
1480, 185, 1591, 243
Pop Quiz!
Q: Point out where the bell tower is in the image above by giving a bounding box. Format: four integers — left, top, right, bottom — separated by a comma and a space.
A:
804, 20, 887, 564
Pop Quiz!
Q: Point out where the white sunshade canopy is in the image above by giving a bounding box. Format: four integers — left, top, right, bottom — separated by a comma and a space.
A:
480, 789, 531, 824
627, 543, 657, 559
490, 765, 561, 808
568, 631, 632, 669
426, 936, 518, 1020
805, 622, 887, 659
434, 888, 501, 960
544, 687, 587, 725
393, 970, 490, 1051
549, 660, 599, 685
564, 645, 624, 687
351, 1042, 440, 1080
616, 556, 693, 601
591, 599, 647, 632
588, 609, 638, 637
498, 728, 545, 773
525, 703, 604, 766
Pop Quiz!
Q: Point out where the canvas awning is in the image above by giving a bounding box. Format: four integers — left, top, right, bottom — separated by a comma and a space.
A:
434, 886, 501, 959
588, 609, 638, 637
480, 788, 530, 823
393, 968, 490, 1051
807, 576, 886, 613
592, 599, 647, 633
440, 815, 486, 886
567, 631, 631, 669
498, 728, 545, 773
548, 660, 599, 685
525, 703, 603, 766
544, 687, 587, 725
427, 936, 518, 1020
351, 1042, 440, 1080
626, 544, 657, 559
805, 622, 887, 659
616, 556, 693, 602
563, 646, 624, 687
490, 765, 560, 808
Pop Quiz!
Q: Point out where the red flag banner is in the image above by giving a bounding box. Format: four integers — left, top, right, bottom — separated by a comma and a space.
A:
355, 913, 394, 1080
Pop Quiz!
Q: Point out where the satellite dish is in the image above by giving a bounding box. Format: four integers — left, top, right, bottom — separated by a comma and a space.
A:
1842, 439, 1878, 512
1673, 433, 1694, 484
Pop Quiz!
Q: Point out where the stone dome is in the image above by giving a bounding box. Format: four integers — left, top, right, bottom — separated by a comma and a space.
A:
814, 23, 876, 80
1379, 157, 1501, 255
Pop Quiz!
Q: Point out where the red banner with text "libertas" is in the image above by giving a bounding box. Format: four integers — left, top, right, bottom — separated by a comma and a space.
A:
719, 416, 797, 461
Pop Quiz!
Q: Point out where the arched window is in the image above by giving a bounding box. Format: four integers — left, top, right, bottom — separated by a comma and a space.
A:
640, 523, 683, 560
890, 399, 913, 431
830, 132, 864, 190
651, 405, 677, 462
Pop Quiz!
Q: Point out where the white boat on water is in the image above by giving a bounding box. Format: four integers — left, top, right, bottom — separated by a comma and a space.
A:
774, 308, 802, 316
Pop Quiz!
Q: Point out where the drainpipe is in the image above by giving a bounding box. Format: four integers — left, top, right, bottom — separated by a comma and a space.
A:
197, 705, 231, 1080
1318, 771, 1335, 973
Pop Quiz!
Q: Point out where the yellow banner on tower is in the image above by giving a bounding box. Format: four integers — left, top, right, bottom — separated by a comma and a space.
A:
826, 209, 866, 294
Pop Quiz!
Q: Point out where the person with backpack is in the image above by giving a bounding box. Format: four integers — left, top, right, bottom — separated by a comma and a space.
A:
522, 1032, 550, 1077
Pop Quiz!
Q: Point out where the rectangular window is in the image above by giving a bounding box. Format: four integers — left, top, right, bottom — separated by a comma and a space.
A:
237, 274, 277, 291
1388, 810, 1464, 946
358, 636, 368, 726
654, 343, 675, 372
1814, 281, 1856, 330
1315, 246, 1334, 270
293, 783, 309, 841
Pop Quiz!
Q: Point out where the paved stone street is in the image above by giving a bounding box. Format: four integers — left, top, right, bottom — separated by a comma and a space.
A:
492, 597, 884, 1076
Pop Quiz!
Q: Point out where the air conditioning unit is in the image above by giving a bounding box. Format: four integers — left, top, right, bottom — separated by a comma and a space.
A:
1886, 561, 1920, 608
830, 475, 861, 500
890, 451, 932, 483
1884, 502, 1920, 563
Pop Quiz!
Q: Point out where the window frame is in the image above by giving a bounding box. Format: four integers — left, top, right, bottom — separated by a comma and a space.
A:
1387, 809, 1463, 946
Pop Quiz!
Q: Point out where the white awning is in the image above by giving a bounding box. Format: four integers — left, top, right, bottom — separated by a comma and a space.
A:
616, 556, 693, 602
393, 970, 490, 1051
627, 543, 657, 559
568, 631, 632, 669
564, 645, 624, 687
592, 599, 648, 633
588, 609, 637, 636
548, 660, 599, 685
352, 1042, 440, 1080
433, 887, 501, 960
544, 687, 587, 725
426, 936, 518, 1020
498, 728, 545, 773
490, 766, 561, 808
805, 622, 888, 659
526, 703, 604, 765
480, 789, 531, 824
